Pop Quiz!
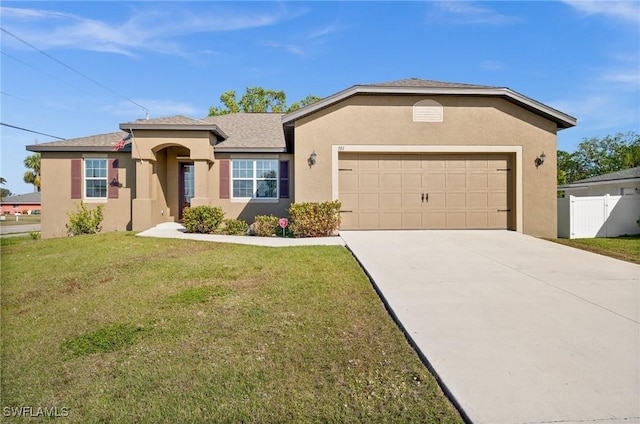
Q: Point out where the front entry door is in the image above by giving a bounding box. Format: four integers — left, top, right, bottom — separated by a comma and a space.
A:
179, 162, 194, 219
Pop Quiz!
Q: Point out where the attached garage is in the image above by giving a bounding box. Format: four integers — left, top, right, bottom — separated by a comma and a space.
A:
339, 153, 513, 230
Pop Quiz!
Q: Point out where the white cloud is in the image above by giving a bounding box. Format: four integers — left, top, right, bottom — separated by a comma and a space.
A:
262, 41, 307, 57
429, 1, 518, 24
601, 70, 640, 88
561, 1, 640, 24
480, 60, 506, 71
0, 5, 302, 57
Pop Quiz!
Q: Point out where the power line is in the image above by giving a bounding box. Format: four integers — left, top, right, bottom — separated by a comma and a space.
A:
2, 51, 94, 97
1, 122, 65, 140
1, 27, 149, 114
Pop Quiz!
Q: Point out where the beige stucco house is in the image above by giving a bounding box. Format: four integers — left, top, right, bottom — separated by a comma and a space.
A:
28, 78, 576, 239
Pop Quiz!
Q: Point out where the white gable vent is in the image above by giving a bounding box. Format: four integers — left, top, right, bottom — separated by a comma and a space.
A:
413, 100, 443, 122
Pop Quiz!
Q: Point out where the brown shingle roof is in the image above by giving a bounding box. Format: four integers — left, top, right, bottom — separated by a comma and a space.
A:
27, 131, 131, 152
120, 115, 209, 126
365, 78, 497, 89
202, 113, 286, 151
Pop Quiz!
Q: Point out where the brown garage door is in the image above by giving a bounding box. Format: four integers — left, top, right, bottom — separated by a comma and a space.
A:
339, 153, 511, 230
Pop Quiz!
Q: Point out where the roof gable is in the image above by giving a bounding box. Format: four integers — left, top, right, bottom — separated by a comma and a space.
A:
282, 78, 577, 130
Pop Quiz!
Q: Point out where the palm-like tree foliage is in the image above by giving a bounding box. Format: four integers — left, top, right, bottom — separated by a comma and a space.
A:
23, 153, 41, 192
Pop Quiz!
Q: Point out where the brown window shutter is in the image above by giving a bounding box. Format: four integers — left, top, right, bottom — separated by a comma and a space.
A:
219, 159, 230, 199
71, 159, 82, 199
279, 160, 289, 199
108, 158, 119, 199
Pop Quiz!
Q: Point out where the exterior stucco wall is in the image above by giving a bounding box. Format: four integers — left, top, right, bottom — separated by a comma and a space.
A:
39, 152, 135, 239
293, 95, 559, 238
129, 127, 294, 230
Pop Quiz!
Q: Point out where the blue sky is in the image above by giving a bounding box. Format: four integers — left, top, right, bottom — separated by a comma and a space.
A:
1, 1, 639, 195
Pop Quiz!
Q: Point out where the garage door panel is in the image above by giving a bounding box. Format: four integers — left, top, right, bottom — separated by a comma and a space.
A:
380, 212, 403, 229
403, 173, 422, 189
382, 173, 402, 189
360, 173, 380, 189
446, 173, 466, 188
446, 212, 466, 227
359, 193, 380, 209
338, 153, 511, 230
403, 212, 423, 228
469, 192, 489, 207
468, 174, 489, 188
359, 212, 380, 229
381, 193, 402, 208
423, 212, 446, 228
423, 173, 446, 189
402, 192, 423, 208
446, 193, 466, 208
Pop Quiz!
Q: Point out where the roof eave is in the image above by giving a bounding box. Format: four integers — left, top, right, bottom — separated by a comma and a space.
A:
213, 147, 286, 153
26, 145, 132, 153
282, 85, 577, 130
558, 176, 640, 189
120, 123, 228, 139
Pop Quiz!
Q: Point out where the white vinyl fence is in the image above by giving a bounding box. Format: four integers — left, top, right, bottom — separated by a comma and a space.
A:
558, 194, 640, 239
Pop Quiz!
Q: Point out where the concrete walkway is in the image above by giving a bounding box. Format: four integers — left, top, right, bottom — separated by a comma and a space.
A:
137, 222, 345, 247
340, 230, 639, 424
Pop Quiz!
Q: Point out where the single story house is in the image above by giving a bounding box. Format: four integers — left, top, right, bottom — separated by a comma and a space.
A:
557, 166, 640, 238
27, 78, 576, 239
0, 192, 41, 215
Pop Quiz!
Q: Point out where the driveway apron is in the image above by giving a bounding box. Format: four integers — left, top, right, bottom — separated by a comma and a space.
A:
339, 230, 639, 424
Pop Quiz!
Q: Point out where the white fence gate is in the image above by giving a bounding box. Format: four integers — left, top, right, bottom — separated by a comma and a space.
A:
557, 194, 640, 238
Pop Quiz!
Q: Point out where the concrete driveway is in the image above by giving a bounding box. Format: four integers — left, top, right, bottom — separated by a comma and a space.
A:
340, 230, 639, 424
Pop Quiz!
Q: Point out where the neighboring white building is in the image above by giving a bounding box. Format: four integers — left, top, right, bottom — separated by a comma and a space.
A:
558, 166, 640, 197
557, 167, 640, 238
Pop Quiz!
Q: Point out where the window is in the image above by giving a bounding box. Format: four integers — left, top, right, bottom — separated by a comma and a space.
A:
85, 159, 107, 198
232, 159, 278, 199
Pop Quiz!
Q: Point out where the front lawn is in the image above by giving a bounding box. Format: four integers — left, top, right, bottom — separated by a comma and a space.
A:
0, 214, 40, 226
1, 233, 462, 423
550, 235, 640, 264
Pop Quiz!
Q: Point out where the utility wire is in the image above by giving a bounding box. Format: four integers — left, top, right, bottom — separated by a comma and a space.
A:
1, 27, 149, 114
2, 51, 94, 97
1, 122, 65, 140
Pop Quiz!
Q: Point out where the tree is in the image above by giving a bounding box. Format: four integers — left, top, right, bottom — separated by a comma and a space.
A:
23, 153, 41, 192
0, 177, 11, 198
557, 132, 639, 184
208, 87, 321, 116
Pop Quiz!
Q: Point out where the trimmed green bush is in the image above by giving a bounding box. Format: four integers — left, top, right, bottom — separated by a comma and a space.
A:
221, 218, 249, 235
252, 214, 279, 237
66, 202, 104, 236
289, 200, 341, 237
182, 206, 224, 234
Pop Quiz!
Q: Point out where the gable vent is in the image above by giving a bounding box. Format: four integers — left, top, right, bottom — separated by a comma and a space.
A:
413, 100, 443, 122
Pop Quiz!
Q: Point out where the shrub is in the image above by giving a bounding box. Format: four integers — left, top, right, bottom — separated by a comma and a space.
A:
251, 215, 279, 237
29, 231, 41, 240
182, 206, 224, 233
288, 200, 341, 237
66, 202, 104, 236
221, 218, 249, 235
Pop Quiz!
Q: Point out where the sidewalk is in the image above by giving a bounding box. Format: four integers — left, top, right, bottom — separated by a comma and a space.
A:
136, 222, 345, 247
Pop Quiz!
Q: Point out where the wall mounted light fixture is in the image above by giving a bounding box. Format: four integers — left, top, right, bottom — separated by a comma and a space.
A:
535, 152, 546, 168
308, 151, 317, 167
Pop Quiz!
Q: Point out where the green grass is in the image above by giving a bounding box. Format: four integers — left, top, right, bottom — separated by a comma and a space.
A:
550, 235, 640, 264
0, 214, 40, 226
1, 233, 462, 423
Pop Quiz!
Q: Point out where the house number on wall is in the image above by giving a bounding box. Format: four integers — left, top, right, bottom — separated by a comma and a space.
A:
338, 146, 345, 151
